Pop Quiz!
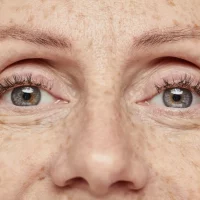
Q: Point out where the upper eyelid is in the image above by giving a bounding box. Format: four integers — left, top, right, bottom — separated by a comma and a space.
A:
155, 74, 200, 93
0, 74, 53, 95
133, 70, 200, 104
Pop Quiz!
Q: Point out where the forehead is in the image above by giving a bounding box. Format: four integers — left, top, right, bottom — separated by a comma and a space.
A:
0, 0, 199, 62
0, 0, 199, 29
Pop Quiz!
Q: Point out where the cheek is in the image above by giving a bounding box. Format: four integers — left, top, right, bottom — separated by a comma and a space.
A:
145, 127, 200, 198
0, 125, 59, 198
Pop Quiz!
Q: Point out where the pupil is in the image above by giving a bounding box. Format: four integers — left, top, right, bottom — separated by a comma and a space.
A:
23, 92, 32, 101
172, 94, 181, 102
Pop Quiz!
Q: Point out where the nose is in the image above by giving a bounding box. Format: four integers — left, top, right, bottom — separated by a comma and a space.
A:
50, 102, 149, 196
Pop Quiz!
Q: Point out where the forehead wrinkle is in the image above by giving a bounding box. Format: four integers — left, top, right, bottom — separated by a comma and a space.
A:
0, 25, 72, 50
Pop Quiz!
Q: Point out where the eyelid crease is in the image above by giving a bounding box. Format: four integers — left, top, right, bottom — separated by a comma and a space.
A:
137, 72, 200, 105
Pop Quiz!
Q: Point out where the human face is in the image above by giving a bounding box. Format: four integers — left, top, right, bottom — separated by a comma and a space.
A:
0, 0, 200, 199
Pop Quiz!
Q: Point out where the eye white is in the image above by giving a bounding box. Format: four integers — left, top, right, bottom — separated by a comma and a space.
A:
149, 90, 200, 107
2, 87, 56, 105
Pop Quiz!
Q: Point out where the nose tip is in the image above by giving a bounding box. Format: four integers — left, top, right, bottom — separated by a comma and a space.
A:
51, 147, 149, 197
82, 153, 145, 196
71, 152, 132, 196
50, 102, 149, 196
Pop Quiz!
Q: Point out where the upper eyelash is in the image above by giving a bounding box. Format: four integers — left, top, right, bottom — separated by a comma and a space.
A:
0, 73, 53, 95
155, 74, 200, 95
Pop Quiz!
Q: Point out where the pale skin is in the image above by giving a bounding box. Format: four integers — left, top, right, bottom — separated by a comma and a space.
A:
0, 0, 200, 199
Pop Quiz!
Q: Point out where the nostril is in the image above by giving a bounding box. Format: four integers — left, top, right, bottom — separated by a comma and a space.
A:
111, 181, 129, 188
65, 177, 89, 187
111, 181, 138, 191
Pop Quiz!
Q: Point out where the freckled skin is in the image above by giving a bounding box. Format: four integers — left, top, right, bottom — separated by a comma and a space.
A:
167, 0, 176, 6
0, 0, 200, 200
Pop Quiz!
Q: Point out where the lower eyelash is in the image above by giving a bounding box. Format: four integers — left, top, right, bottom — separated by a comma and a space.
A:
0, 73, 53, 95
155, 74, 200, 95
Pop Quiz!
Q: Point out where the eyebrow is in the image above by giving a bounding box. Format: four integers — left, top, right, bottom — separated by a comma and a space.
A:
0, 26, 199, 51
133, 27, 200, 49
0, 25, 71, 49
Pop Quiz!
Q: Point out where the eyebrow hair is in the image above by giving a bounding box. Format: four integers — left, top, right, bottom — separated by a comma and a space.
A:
133, 27, 200, 49
0, 26, 198, 52
0, 25, 72, 49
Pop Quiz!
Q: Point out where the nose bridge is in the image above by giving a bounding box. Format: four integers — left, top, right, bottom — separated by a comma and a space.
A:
73, 96, 131, 191
83, 86, 125, 152
50, 74, 149, 195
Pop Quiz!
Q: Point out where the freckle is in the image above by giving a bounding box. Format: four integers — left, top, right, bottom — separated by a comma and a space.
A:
40, 166, 45, 172
11, 6, 19, 12
152, 15, 161, 20
146, 142, 155, 151
168, 191, 176, 200
38, 176, 45, 181
164, 176, 173, 184
117, 72, 121, 77
51, 5, 56, 12
154, 171, 159, 176
194, 24, 200, 29
34, 119, 42, 126
27, 15, 34, 23
66, 135, 71, 146
166, 0, 176, 6
44, 12, 49, 19
173, 19, 179, 26
9, 18, 14, 24
77, 13, 86, 19
59, 143, 64, 151
141, 11, 146, 16
4, 136, 12, 141
104, 90, 113, 95
190, 161, 200, 170
12, 5, 31, 12
88, 40, 93, 48
148, 126, 155, 132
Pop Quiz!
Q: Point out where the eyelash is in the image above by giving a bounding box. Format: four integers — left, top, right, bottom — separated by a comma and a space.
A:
154, 74, 200, 95
0, 73, 52, 95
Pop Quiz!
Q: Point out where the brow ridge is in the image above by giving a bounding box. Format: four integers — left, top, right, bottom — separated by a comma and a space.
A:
0, 25, 71, 49
133, 27, 200, 48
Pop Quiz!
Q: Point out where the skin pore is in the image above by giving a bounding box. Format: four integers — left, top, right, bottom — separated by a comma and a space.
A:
0, 0, 200, 199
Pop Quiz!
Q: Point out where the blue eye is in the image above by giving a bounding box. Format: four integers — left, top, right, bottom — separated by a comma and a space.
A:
150, 87, 200, 108
2, 86, 56, 107
11, 86, 41, 106
163, 88, 192, 108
